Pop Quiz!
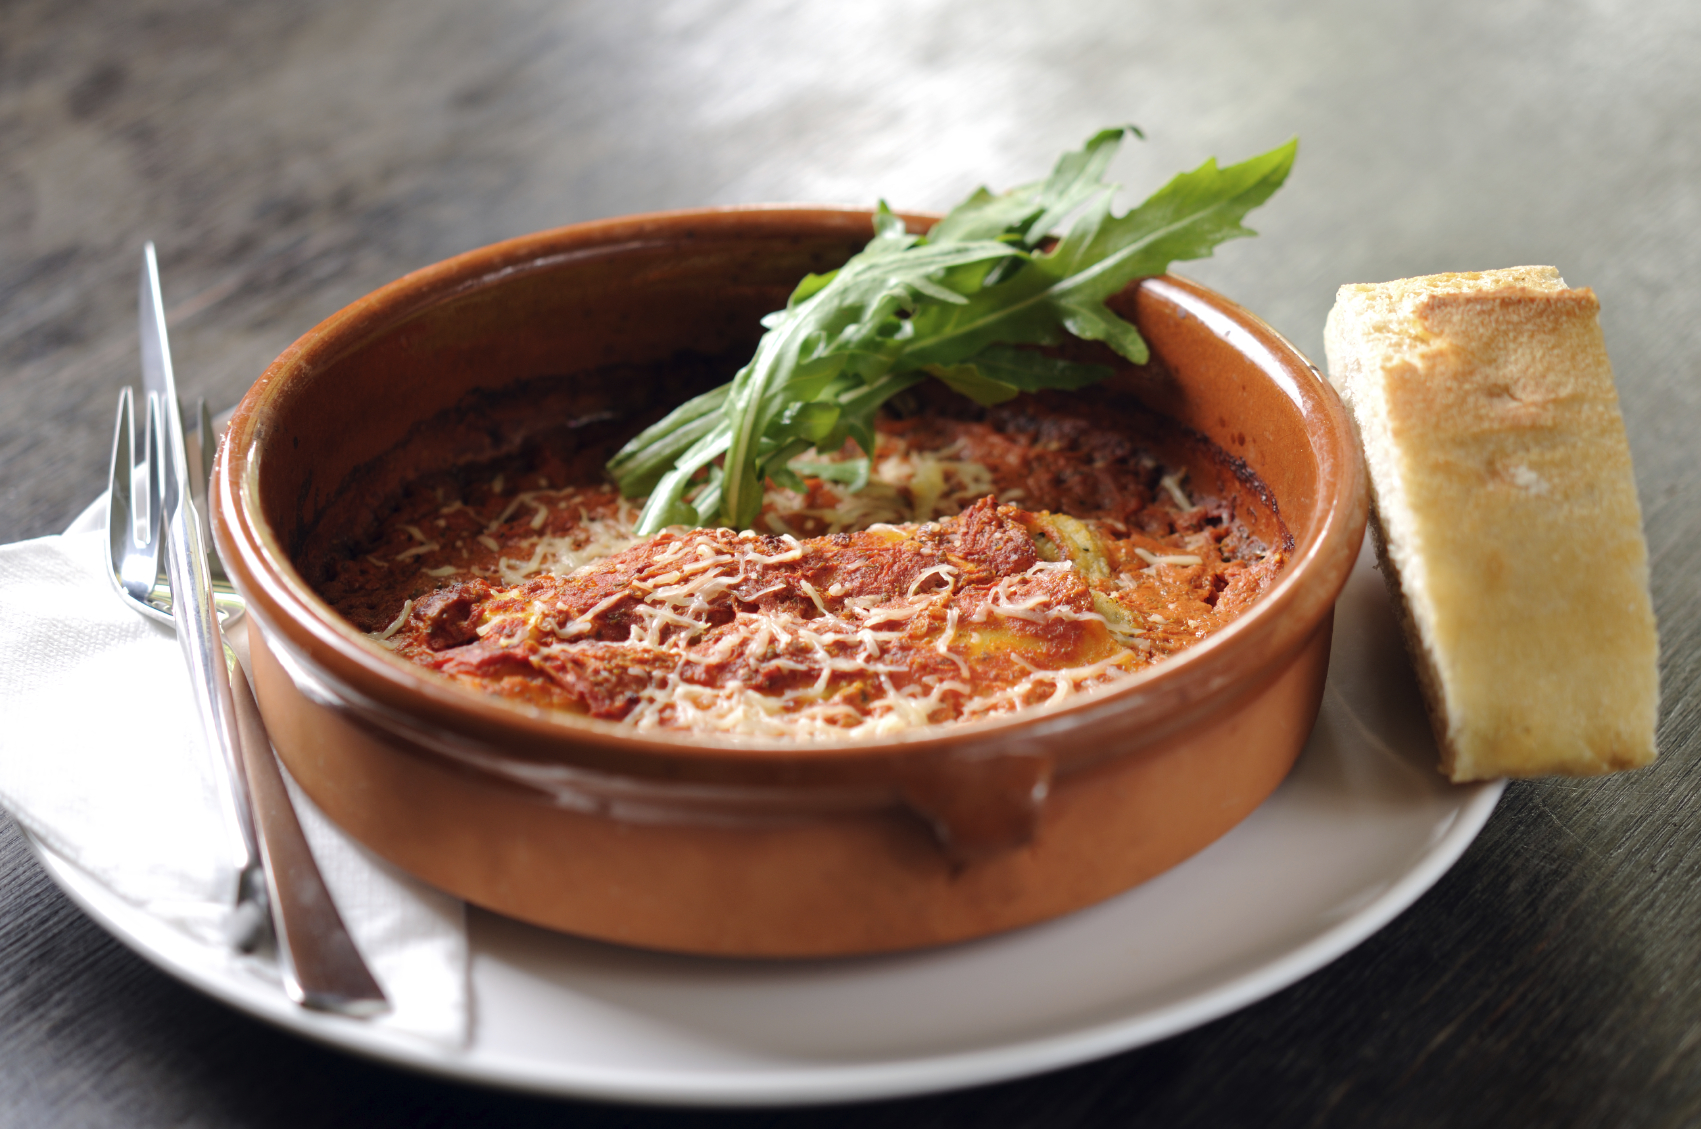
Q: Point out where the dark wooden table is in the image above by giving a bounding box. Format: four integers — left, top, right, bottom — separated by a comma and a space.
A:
5, 2, 1700, 1124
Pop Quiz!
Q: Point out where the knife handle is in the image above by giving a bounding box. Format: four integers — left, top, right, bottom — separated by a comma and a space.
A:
227, 651, 390, 1017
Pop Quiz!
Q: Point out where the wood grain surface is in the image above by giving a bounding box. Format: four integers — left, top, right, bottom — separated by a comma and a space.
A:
4, 1, 1700, 1125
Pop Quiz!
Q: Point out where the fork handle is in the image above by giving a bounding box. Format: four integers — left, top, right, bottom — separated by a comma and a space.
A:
227, 652, 390, 1016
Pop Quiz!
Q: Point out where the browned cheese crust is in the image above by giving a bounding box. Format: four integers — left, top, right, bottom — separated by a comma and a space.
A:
1325, 266, 1659, 781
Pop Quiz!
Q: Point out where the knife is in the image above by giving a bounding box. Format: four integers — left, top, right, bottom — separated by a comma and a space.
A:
140, 243, 389, 1017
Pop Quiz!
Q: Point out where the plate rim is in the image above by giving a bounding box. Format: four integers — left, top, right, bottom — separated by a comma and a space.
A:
24, 776, 1502, 1107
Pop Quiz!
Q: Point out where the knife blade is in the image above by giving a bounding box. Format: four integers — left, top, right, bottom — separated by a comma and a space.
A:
139, 243, 256, 900
140, 243, 389, 1016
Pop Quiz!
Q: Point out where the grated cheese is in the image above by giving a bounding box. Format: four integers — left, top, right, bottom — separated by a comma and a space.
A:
373, 598, 413, 641
355, 428, 1277, 741
1133, 546, 1203, 569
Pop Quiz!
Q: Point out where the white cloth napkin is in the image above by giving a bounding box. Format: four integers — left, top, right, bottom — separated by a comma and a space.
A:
0, 515, 469, 1047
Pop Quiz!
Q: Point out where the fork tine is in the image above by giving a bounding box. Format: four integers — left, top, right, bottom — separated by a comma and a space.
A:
194, 398, 236, 587
136, 389, 155, 543
199, 399, 218, 495
105, 387, 167, 608
183, 396, 204, 499
196, 399, 212, 491
142, 393, 172, 609
105, 387, 135, 595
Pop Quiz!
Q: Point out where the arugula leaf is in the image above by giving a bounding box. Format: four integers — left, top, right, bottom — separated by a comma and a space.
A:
926, 347, 1113, 407
788, 456, 871, 494
902, 140, 1297, 368
609, 128, 1296, 533
604, 384, 729, 497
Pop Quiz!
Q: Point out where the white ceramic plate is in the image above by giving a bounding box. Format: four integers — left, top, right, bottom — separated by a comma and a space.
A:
29, 523, 1502, 1107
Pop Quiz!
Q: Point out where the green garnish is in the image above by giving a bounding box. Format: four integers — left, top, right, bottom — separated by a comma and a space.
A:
608, 127, 1296, 534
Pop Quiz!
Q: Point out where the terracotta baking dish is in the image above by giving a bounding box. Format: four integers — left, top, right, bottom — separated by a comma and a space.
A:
211, 207, 1367, 957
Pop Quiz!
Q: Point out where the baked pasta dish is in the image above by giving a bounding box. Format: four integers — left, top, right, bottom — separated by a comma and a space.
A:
312, 397, 1290, 740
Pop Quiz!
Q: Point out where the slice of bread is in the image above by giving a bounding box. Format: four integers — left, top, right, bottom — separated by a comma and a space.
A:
1325, 267, 1658, 782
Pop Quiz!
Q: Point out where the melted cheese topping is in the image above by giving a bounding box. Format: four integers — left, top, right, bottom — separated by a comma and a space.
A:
317, 416, 1286, 740
398, 501, 1154, 740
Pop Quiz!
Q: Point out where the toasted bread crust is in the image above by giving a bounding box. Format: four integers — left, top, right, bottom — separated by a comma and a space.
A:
1325, 267, 1658, 781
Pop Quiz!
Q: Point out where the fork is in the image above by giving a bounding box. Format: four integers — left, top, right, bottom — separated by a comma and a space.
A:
105, 387, 245, 626
105, 381, 389, 1017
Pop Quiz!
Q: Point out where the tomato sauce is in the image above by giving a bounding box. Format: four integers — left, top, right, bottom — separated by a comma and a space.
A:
313, 404, 1287, 739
